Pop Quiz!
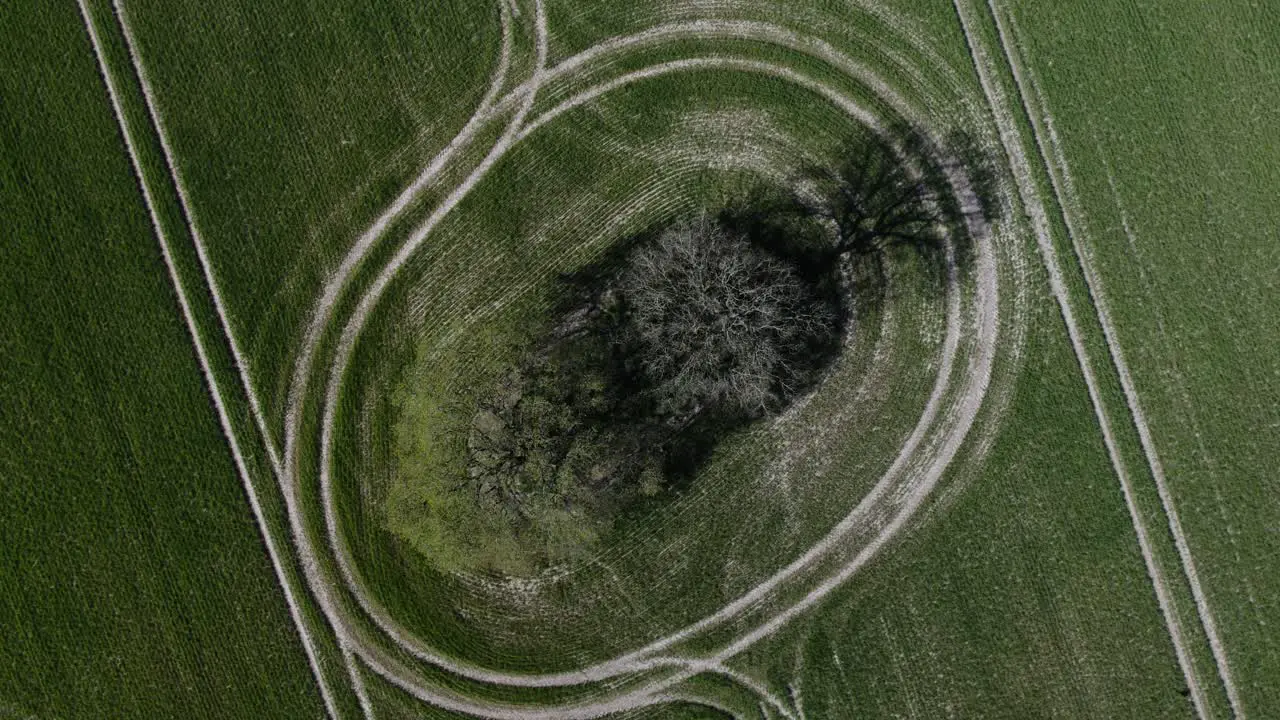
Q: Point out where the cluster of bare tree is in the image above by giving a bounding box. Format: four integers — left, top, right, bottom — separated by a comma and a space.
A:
449, 128, 994, 572
457, 214, 844, 572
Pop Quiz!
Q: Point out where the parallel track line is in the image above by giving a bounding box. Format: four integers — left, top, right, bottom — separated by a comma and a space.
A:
74, 1, 342, 716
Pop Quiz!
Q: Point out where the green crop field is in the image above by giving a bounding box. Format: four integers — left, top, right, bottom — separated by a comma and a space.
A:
2, 0, 1276, 718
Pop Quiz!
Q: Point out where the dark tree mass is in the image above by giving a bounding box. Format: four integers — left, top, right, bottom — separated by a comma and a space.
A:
462, 216, 841, 565
446, 129, 984, 573
620, 217, 837, 419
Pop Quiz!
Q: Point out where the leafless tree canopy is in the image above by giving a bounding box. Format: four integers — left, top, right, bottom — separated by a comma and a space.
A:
439, 129, 994, 573
619, 216, 836, 419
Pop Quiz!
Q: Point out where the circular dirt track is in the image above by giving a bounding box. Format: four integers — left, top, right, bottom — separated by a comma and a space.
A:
281, 0, 1026, 716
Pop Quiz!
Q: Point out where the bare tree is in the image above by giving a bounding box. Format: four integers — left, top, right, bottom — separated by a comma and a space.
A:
619, 216, 836, 419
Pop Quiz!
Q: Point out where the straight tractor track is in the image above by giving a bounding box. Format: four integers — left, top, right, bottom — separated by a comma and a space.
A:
954, 0, 1238, 716
998, 11, 1243, 716
74, 0, 345, 717
91, 0, 522, 717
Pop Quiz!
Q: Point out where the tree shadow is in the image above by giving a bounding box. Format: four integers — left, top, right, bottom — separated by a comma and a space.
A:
722, 121, 1001, 297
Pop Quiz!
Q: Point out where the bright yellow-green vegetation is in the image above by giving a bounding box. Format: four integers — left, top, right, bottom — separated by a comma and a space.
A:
387, 319, 601, 577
